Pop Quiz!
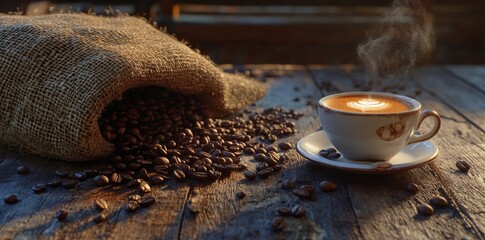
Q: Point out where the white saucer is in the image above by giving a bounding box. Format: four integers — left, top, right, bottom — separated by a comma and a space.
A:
297, 130, 438, 174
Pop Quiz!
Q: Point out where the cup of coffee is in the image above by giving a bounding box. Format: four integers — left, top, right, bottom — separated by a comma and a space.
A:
318, 92, 441, 161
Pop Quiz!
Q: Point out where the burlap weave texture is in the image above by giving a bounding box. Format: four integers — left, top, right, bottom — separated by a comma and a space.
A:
0, 14, 266, 161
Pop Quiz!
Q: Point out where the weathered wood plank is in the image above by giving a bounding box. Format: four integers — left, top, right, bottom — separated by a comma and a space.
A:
179, 65, 362, 240
309, 65, 484, 240
446, 65, 485, 93
412, 66, 485, 132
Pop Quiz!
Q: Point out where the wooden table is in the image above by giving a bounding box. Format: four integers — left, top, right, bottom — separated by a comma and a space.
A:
0, 65, 483, 240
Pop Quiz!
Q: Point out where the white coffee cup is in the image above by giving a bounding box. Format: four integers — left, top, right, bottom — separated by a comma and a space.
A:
318, 92, 441, 161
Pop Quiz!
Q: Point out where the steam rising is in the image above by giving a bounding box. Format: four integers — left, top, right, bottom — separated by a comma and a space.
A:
358, 0, 434, 87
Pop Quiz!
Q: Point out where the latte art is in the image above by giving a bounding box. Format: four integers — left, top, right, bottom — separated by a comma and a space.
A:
347, 98, 390, 112
323, 94, 410, 113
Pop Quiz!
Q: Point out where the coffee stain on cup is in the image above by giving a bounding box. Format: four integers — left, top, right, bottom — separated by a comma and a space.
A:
376, 121, 405, 141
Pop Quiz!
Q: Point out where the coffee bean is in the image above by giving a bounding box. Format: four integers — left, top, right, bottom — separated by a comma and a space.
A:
456, 161, 470, 172
244, 147, 255, 155
291, 205, 306, 217
139, 195, 156, 207
265, 145, 278, 152
93, 214, 106, 224
319, 181, 337, 192
151, 176, 165, 185
62, 179, 78, 189
281, 180, 294, 190
137, 168, 150, 181
417, 204, 434, 216
4, 194, 18, 204
110, 173, 123, 185
292, 188, 310, 199
271, 217, 287, 231
430, 196, 449, 207
32, 183, 47, 194
128, 194, 142, 202
47, 178, 62, 188
256, 162, 270, 172
299, 185, 316, 194
16, 166, 30, 174
139, 182, 151, 193
254, 153, 266, 161
173, 169, 186, 182
84, 169, 98, 177
277, 207, 292, 216
93, 175, 109, 188
95, 199, 108, 211
125, 201, 140, 212
406, 183, 419, 193
236, 191, 246, 199
126, 179, 142, 188
272, 164, 283, 172
74, 172, 87, 181
255, 148, 267, 154
55, 170, 69, 178
327, 152, 341, 160
278, 142, 293, 151
243, 171, 257, 180
55, 210, 68, 221
257, 168, 273, 179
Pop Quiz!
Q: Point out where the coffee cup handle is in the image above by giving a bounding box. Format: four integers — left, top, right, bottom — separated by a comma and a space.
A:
409, 110, 441, 144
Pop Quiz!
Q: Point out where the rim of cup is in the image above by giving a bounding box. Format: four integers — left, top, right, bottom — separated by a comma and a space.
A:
318, 92, 422, 116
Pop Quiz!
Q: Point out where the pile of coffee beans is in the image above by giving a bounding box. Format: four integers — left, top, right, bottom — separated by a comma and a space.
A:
96, 87, 301, 187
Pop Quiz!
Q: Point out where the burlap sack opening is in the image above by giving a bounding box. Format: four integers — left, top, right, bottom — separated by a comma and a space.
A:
0, 14, 266, 161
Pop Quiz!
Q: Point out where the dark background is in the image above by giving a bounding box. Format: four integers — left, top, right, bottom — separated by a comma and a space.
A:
2, 0, 484, 65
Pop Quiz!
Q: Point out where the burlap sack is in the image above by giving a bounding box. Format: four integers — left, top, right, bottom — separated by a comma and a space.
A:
0, 14, 266, 161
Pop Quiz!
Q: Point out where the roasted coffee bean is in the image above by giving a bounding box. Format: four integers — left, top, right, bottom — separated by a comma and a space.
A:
32, 183, 47, 194
236, 191, 246, 199
151, 176, 165, 185
292, 188, 310, 199
327, 152, 341, 160
319, 181, 337, 192
110, 173, 123, 185
126, 179, 143, 188
47, 178, 62, 188
84, 169, 98, 177
255, 148, 267, 154
417, 204, 434, 216
256, 162, 270, 172
243, 171, 257, 180
281, 180, 294, 190
95, 199, 108, 211
406, 183, 419, 193
139, 195, 156, 207
93, 214, 106, 224
173, 169, 186, 182
277, 207, 292, 216
62, 179, 78, 189
299, 185, 316, 194
271, 217, 287, 231
257, 168, 273, 179
430, 196, 449, 207
265, 145, 278, 152
55, 210, 68, 221
278, 142, 293, 151
264, 157, 278, 167
93, 175, 110, 188
114, 162, 127, 171
139, 182, 151, 193
153, 157, 170, 165
254, 153, 266, 161
16, 166, 30, 174
4, 194, 18, 204
55, 170, 69, 178
279, 154, 290, 163
74, 172, 87, 181
120, 174, 134, 183
244, 147, 255, 155
456, 161, 470, 172
125, 201, 140, 212
128, 194, 142, 202
272, 164, 283, 172
291, 205, 306, 217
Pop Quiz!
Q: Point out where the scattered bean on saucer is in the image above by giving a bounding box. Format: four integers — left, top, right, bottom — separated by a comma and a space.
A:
319, 148, 340, 160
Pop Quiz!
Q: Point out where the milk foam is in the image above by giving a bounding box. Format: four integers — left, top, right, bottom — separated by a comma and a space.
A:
346, 98, 390, 112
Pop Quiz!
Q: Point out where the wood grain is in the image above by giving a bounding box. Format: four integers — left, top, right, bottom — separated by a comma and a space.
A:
445, 65, 485, 92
